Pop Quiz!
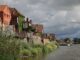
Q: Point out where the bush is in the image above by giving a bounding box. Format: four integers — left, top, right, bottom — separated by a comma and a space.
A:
30, 48, 39, 56
47, 42, 58, 49
36, 47, 42, 54
42, 45, 49, 54
21, 42, 31, 49
46, 44, 54, 52
42, 43, 58, 54
20, 44, 43, 56
20, 49, 31, 56
32, 44, 43, 48
0, 36, 20, 60
20, 41, 58, 56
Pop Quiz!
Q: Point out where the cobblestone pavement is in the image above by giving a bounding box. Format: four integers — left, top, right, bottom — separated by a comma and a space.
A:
45, 44, 80, 60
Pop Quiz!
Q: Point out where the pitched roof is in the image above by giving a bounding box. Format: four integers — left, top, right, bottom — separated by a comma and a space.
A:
9, 8, 25, 17
0, 5, 8, 11
0, 5, 25, 17
33, 24, 43, 28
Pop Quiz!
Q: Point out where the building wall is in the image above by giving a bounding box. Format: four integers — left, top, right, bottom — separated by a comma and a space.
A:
32, 35, 42, 45
33, 24, 43, 33
2, 5, 11, 25
0, 5, 11, 31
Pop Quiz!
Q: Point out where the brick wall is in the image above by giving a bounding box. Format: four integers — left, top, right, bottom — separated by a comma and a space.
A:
0, 5, 11, 31
33, 24, 43, 33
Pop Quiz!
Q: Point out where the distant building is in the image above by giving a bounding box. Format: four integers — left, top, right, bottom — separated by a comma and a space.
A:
48, 33, 56, 41
42, 33, 56, 41
42, 33, 48, 38
32, 24, 43, 33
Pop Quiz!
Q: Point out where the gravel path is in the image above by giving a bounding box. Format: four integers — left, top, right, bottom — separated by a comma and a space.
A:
44, 44, 80, 60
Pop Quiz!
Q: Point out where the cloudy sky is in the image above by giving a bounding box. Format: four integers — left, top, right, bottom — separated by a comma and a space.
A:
0, 0, 80, 38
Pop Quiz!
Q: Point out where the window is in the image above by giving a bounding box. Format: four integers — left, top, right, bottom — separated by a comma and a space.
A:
23, 22, 28, 28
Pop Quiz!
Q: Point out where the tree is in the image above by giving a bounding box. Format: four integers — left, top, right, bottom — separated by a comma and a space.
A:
18, 16, 24, 32
73, 38, 80, 44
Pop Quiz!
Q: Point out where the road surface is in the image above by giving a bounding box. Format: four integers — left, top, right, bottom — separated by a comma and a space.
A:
44, 44, 80, 60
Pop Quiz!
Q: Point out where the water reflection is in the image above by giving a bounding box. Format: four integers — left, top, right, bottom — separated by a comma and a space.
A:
21, 54, 46, 60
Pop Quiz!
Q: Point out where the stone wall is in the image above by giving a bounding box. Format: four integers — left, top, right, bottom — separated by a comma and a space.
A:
32, 35, 42, 45
2, 25, 15, 36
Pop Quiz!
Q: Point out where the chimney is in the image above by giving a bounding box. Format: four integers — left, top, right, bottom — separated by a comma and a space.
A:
30, 20, 32, 24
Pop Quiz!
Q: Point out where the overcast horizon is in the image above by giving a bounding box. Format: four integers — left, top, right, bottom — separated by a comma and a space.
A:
0, 0, 80, 38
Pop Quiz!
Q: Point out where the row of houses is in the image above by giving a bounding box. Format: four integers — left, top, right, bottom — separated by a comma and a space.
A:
0, 5, 56, 44
0, 5, 43, 33
0, 5, 23, 31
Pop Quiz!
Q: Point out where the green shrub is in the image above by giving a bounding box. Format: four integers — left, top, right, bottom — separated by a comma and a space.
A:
0, 36, 20, 60
46, 42, 58, 49
30, 48, 39, 56
32, 44, 43, 48
21, 42, 31, 49
20, 49, 31, 56
42, 43, 58, 54
20, 41, 58, 57
46, 44, 54, 52
36, 47, 42, 54
42, 45, 49, 54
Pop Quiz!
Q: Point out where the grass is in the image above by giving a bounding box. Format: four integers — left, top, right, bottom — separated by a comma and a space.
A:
0, 32, 58, 60
0, 35, 20, 60
20, 42, 58, 56
20, 49, 32, 56
30, 48, 39, 56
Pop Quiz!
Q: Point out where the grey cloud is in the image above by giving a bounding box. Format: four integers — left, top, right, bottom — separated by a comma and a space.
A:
0, 0, 80, 38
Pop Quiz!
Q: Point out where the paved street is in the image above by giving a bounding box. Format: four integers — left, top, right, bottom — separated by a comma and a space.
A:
45, 44, 80, 60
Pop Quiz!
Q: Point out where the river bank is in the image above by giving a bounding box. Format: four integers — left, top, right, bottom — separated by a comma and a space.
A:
20, 41, 58, 57
0, 35, 58, 60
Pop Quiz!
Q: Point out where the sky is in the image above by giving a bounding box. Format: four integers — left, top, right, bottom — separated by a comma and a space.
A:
0, 0, 80, 38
